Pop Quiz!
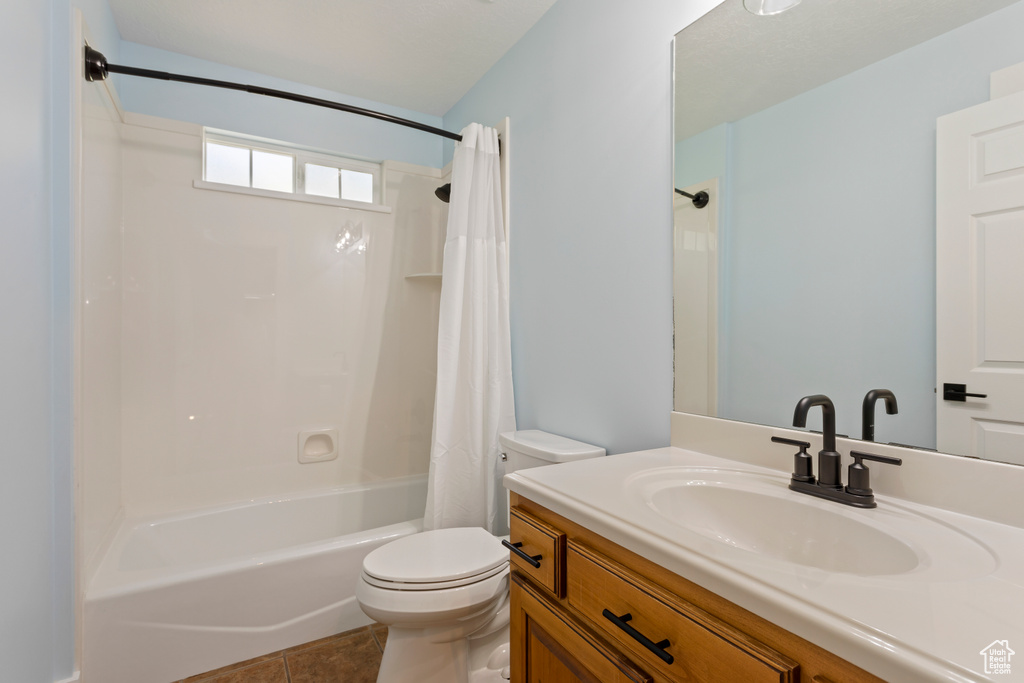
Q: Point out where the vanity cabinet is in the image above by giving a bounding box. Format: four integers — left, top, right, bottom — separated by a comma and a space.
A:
508, 494, 885, 683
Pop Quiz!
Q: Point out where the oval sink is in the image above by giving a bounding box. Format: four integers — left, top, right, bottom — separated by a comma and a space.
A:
648, 483, 919, 575
627, 467, 997, 580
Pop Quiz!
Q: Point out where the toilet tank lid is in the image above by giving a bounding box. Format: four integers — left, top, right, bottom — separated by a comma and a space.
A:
498, 430, 605, 462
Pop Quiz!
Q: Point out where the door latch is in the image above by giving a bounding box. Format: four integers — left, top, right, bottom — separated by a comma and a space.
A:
942, 383, 988, 402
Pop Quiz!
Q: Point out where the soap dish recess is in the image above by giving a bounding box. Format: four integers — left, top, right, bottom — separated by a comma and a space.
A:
298, 429, 339, 463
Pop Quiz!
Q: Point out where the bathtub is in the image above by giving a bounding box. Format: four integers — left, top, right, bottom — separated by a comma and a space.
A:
83, 475, 427, 683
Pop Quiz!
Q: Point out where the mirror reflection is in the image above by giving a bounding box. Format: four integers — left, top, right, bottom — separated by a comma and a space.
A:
673, 0, 1024, 465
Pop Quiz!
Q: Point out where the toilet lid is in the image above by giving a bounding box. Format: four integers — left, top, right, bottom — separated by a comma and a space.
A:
363, 527, 508, 585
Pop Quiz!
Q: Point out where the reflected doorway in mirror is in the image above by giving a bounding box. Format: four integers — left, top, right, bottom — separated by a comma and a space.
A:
936, 86, 1024, 466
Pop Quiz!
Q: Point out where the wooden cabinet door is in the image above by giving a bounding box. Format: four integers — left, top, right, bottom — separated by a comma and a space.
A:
511, 573, 652, 683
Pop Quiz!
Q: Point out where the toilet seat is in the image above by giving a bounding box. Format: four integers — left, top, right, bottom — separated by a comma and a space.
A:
362, 527, 508, 591
356, 564, 510, 623
362, 562, 507, 590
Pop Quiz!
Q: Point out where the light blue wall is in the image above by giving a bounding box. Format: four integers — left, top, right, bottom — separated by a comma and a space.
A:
674, 123, 728, 190
443, 0, 724, 455
1, 0, 56, 679
679, 1, 1024, 445
2, 0, 121, 679
0, 0, 121, 678
119, 42, 445, 169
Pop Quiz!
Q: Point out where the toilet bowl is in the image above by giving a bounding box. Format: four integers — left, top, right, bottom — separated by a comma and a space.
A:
356, 430, 605, 683
356, 527, 511, 683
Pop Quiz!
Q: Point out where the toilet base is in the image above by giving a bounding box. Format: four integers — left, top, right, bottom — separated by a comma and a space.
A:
468, 623, 510, 682
376, 622, 509, 683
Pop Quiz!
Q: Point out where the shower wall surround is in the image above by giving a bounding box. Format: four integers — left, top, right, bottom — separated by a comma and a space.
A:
118, 114, 446, 517
79, 58, 125, 573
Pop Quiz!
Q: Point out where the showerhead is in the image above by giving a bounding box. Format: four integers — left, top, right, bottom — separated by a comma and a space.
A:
435, 183, 451, 203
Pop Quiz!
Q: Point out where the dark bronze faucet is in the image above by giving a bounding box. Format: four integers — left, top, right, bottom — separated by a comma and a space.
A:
792, 394, 842, 488
772, 394, 903, 508
862, 389, 898, 442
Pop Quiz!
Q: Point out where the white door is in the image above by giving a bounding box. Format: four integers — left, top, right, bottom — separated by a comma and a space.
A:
673, 178, 718, 415
936, 89, 1024, 465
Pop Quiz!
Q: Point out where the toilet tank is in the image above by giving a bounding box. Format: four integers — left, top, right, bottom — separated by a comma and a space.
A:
499, 430, 605, 473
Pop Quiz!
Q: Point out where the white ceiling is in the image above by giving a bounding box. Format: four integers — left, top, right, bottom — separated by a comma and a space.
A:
108, 0, 559, 117
675, 0, 1022, 140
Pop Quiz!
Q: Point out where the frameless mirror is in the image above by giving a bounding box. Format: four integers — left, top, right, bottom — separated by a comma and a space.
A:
673, 0, 1024, 465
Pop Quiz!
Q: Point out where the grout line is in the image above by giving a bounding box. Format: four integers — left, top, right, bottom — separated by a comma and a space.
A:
283, 654, 292, 683
370, 629, 384, 653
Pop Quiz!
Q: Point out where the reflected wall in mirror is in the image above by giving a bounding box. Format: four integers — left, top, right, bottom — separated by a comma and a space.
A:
673, 0, 1024, 465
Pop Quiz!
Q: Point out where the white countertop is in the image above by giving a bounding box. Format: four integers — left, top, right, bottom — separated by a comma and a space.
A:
505, 447, 1024, 682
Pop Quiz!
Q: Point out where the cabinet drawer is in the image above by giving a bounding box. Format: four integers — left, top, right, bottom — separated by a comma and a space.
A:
508, 507, 566, 597
567, 542, 797, 683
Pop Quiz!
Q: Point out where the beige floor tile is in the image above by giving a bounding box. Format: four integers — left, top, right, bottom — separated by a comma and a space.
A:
286, 631, 383, 683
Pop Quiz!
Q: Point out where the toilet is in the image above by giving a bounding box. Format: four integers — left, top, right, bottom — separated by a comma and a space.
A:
356, 429, 605, 683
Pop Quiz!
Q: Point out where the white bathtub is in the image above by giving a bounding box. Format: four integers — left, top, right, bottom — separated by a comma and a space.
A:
83, 475, 427, 683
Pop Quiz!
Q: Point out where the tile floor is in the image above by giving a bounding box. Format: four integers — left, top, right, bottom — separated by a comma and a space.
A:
177, 625, 388, 683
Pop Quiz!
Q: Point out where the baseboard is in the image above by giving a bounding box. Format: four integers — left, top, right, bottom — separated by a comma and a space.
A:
55, 673, 81, 683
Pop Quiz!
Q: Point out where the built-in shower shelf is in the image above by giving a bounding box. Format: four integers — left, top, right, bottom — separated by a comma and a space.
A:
404, 273, 443, 282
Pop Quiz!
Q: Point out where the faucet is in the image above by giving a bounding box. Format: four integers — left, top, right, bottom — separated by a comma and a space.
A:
792, 394, 841, 488
861, 389, 898, 442
774, 394, 903, 508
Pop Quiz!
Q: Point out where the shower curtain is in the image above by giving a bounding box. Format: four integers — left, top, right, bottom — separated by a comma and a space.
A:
423, 123, 516, 534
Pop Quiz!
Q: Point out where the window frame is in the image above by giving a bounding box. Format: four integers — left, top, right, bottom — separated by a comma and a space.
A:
196, 129, 388, 212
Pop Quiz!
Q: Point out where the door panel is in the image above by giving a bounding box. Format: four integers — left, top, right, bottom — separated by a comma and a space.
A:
936, 89, 1024, 463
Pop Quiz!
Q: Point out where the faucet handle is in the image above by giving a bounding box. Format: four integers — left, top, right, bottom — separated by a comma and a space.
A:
846, 450, 902, 499
771, 436, 814, 484
771, 436, 811, 448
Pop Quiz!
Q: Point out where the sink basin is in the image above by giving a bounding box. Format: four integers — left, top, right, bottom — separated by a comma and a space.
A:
627, 467, 997, 579
647, 480, 918, 575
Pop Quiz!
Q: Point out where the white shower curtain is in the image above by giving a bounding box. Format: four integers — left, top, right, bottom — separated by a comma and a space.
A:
423, 123, 516, 534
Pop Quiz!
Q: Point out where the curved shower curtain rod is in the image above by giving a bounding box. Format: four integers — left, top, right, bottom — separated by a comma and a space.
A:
83, 45, 464, 143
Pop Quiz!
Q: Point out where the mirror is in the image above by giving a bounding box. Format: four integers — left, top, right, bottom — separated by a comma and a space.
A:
673, 0, 1024, 464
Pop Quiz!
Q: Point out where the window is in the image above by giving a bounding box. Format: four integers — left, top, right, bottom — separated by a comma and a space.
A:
302, 163, 374, 203
201, 130, 382, 207
252, 149, 294, 193
205, 142, 251, 187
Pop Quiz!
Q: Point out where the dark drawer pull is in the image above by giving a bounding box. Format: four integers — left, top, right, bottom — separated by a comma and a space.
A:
502, 539, 542, 568
602, 609, 674, 665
